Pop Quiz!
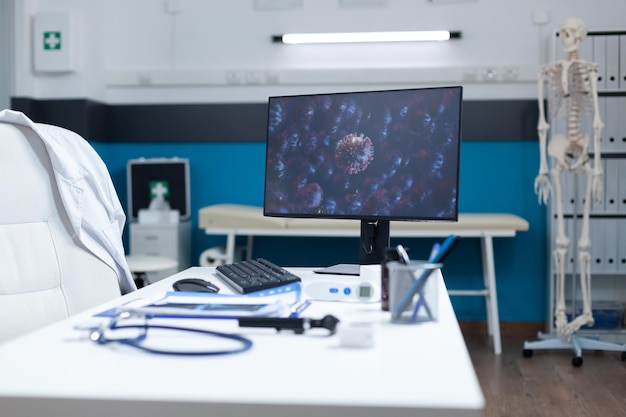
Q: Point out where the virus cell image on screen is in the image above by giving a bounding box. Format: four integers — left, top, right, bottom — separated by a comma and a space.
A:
334, 132, 374, 175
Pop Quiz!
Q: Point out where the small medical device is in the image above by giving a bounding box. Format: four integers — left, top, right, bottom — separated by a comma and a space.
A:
305, 281, 376, 302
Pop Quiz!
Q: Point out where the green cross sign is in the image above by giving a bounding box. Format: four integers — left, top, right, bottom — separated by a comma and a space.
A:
43, 31, 61, 50
150, 181, 170, 200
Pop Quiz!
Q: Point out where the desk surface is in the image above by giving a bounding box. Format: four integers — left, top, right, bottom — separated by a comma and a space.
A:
0, 266, 484, 417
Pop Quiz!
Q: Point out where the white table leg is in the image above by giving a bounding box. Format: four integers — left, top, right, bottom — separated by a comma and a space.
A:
225, 232, 236, 264
481, 236, 501, 355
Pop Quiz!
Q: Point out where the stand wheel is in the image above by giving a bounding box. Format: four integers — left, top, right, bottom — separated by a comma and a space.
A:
522, 349, 533, 358
621, 351, 626, 361
572, 356, 583, 367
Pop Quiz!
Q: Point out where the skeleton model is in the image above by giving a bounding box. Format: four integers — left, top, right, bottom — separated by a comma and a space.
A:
526, 16, 626, 366
535, 16, 604, 340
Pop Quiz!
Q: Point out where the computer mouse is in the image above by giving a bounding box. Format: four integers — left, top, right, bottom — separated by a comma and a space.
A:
172, 278, 220, 293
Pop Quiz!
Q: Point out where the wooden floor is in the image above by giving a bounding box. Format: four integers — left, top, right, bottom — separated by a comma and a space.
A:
462, 331, 626, 417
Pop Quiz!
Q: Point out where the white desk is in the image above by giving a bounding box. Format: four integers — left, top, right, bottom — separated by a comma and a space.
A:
0, 266, 484, 417
200, 205, 530, 355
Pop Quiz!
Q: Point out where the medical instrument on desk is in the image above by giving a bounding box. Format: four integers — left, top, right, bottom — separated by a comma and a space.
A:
289, 300, 312, 317
381, 246, 411, 311
173, 278, 220, 293
80, 310, 253, 356
396, 244, 410, 264
305, 281, 375, 302
238, 314, 340, 335
393, 235, 460, 315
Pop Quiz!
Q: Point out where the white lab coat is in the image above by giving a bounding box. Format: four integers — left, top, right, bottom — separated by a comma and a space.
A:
0, 109, 136, 294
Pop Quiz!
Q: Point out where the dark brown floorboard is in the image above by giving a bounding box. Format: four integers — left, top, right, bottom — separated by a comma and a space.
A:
463, 331, 626, 417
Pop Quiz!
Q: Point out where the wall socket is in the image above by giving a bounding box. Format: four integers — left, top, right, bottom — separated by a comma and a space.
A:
502, 67, 519, 81
482, 67, 498, 82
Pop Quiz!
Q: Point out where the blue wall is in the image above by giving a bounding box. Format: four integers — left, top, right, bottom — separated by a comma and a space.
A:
92, 140, 549, 323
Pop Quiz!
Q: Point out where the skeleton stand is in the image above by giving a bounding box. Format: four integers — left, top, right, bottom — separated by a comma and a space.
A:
522, 17, 626, 367
523, 172, 626, 366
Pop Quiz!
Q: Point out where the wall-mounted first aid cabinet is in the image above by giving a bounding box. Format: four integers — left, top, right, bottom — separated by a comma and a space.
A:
33, 12, 77, 72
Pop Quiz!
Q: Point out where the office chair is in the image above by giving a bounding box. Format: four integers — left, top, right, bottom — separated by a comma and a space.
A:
0, 111, 135, 343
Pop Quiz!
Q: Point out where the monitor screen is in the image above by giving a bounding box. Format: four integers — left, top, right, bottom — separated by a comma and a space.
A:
263, 86, 463, 271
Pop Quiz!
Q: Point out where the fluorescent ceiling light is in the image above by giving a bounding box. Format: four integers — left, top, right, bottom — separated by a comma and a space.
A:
274, 31, 461, 44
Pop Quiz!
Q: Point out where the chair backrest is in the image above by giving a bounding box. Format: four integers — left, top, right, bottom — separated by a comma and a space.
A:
0, 122, 123, 343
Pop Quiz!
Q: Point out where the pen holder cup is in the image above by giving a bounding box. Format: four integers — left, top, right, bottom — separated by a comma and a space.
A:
388, 261, 442, 324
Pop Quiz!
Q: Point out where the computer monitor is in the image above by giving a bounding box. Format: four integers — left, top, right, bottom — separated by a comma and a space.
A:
263, 86, 463, 274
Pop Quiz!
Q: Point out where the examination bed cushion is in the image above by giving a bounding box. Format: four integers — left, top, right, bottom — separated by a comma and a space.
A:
198, 204, 529, 232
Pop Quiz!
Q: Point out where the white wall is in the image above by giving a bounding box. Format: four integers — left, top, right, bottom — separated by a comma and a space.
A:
1, 0, 13, 110
10, 0, 626, 103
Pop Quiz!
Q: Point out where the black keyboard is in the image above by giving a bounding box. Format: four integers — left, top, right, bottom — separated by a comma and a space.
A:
215, 258, 301, 294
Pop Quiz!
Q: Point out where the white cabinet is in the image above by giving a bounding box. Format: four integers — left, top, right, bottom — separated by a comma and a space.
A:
130, 222, 192, 271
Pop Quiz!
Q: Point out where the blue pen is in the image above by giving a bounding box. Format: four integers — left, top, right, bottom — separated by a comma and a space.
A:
289, 300, 311, 318
428, 242, 441, 262
393, 235, 460, 315
430, 234, 460, 264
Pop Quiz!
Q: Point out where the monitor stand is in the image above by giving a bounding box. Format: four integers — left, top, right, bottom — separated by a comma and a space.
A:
314, 263, 361, 276
313, 220, 390, 276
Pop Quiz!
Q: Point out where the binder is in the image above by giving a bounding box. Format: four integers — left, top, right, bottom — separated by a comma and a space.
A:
603, 96, 619, 153
558, 168, 576, 215
603, 218, 618, 274
589, 218, 604, 274
604, 159, 619, 214
619, 35, 626, 90
576, 171, 590, 216
618, 159, 626, 215
592, 35, 607, 90
605, 36, 620, 90
618, 220, 626, 274
620, 97, 626, 153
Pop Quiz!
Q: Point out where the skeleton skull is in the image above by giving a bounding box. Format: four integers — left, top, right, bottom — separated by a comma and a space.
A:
559, 16, 588, 53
